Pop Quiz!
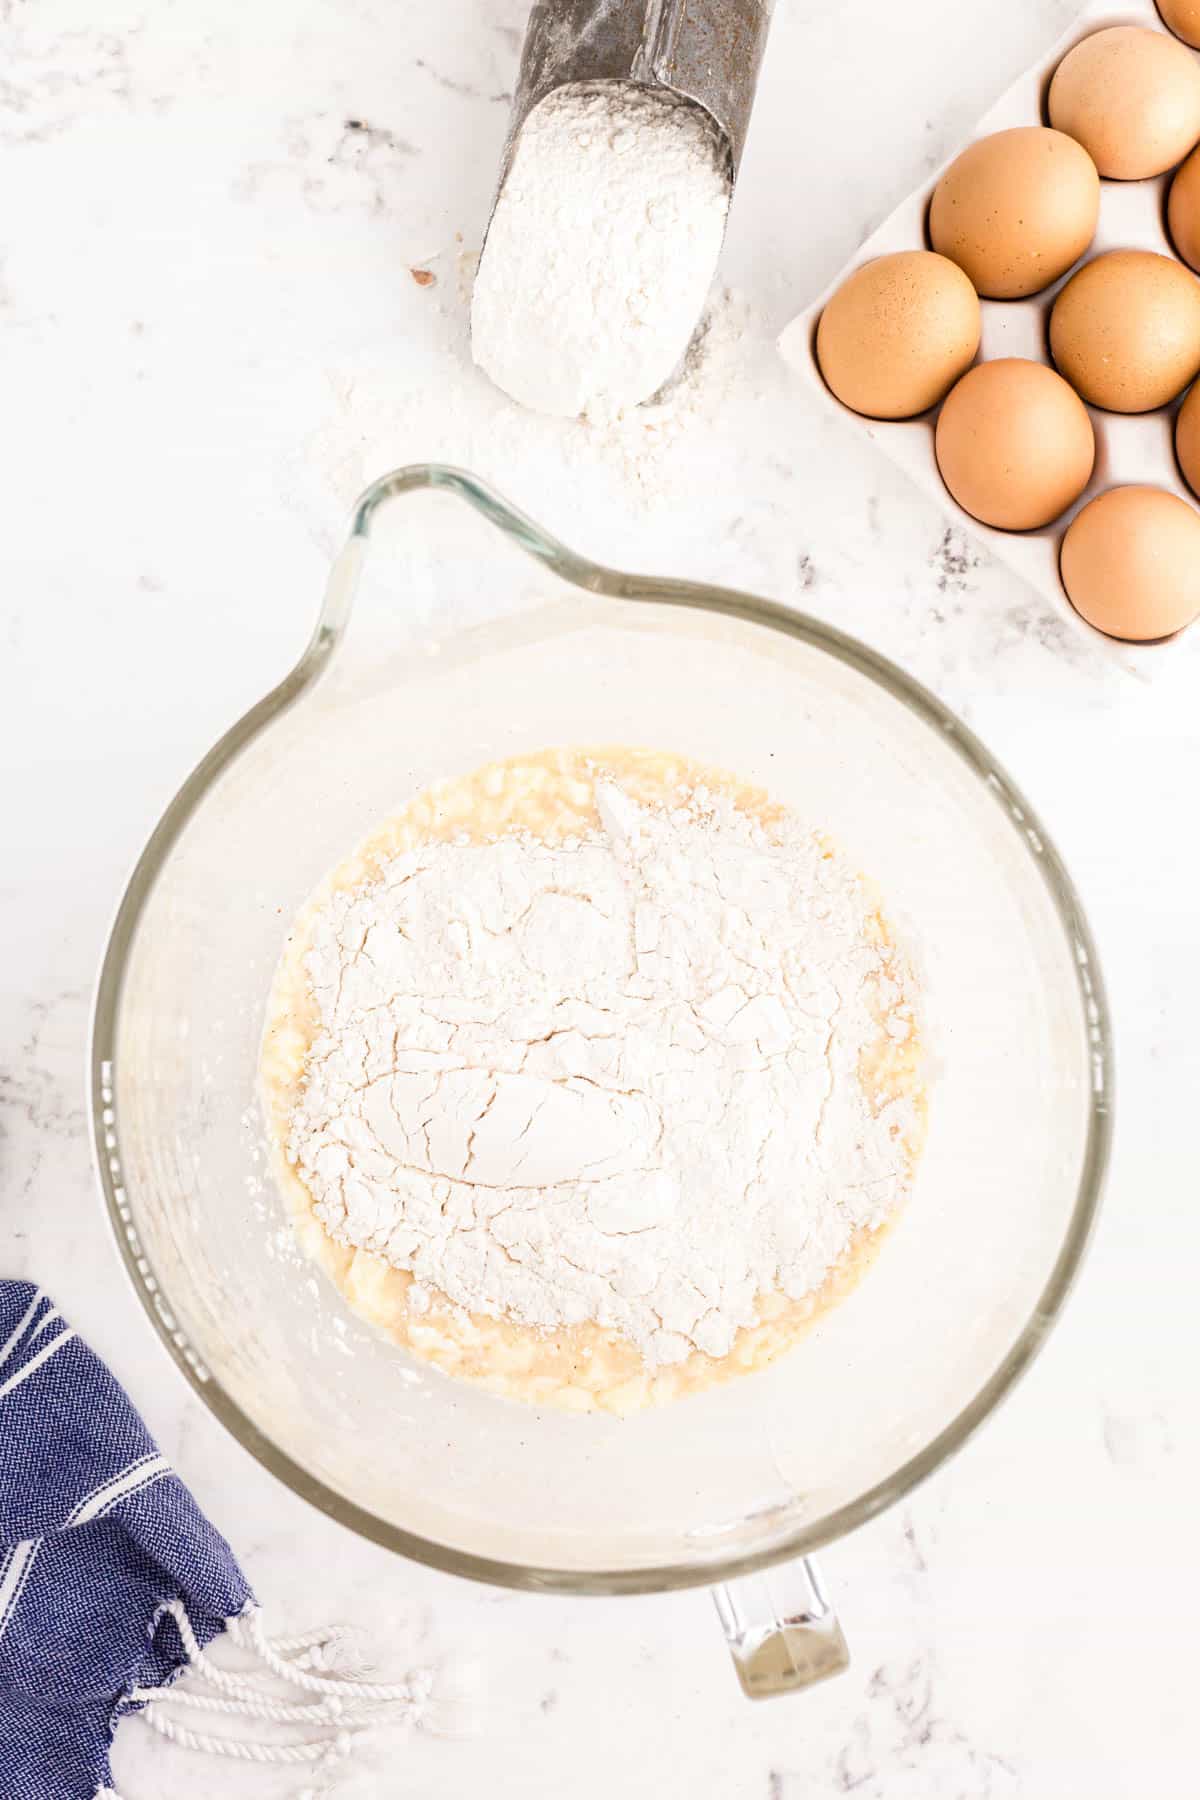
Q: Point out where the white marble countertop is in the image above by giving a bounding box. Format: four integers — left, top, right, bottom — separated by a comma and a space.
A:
2, 0, 1196, 1793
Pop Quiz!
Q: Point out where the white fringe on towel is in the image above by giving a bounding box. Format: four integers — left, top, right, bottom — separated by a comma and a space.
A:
99, 1599, 470, 1797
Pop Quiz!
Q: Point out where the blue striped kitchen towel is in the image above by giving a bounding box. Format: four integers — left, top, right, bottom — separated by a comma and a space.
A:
0, 1280, 252, 1800
0, 1281, 427, 1799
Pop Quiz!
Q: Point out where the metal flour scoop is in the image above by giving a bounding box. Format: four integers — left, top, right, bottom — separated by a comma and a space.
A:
490, 0, 774, 215
474, 1, 774, 414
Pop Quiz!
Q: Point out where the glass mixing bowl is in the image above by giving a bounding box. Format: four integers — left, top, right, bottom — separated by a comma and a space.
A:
91, 466, 1111, 1695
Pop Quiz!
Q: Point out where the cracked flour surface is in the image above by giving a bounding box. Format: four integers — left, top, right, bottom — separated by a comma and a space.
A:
261, 749, 924, 1412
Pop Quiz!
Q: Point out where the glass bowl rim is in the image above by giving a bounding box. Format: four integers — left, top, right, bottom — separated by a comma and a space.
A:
90, 464, 1113, 1597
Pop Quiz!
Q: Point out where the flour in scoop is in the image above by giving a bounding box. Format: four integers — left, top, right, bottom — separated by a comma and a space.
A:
471, 83, 731, 419
266, 754, 924, 1400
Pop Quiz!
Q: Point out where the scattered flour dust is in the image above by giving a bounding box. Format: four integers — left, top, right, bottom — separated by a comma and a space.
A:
260, 750, 926, 1413
302, 283, 753, 520
471, 83, 731, 419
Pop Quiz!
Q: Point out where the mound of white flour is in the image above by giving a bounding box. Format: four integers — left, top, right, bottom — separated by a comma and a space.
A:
471, 82, 730, 419
288, 782, 917, 1367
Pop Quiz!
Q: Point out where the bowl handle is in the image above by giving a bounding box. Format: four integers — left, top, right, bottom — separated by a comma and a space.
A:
712, 1556, 849, 1699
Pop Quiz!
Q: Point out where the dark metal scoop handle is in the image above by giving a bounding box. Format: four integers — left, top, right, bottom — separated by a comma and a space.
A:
495, 0, 773, 200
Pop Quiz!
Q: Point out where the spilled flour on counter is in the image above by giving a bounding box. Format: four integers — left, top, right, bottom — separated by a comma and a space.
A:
275, 759, 921, 1381
303, 284, 753, 522
472, 82, 731, 419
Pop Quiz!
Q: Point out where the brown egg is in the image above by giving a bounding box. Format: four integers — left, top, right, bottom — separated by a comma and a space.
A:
1157, 0, 1200, 50
1060, 485, 1200, 639
1178, 379, 1200, 496
1048, 26, 1200, 179
935, 360, 1095, 531
929, 128, 1099, 299
1049, 250, 1200, 412
815, 252, 981, 420
1169, 142, 1200, 272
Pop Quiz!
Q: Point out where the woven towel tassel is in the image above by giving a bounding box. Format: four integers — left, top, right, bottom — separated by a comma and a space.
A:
230, 1606, 426, 1703
106, 1599, 428, 1791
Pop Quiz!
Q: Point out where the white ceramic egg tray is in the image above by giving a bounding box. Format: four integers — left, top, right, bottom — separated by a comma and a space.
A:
780, 0, 1199, 672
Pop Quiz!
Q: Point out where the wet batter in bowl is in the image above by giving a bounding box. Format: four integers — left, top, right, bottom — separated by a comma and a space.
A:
260, 749, 926, 1412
